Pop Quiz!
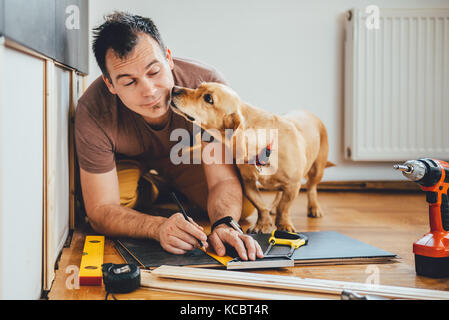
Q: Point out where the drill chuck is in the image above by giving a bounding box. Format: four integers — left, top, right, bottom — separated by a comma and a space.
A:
393, 160, 427, 182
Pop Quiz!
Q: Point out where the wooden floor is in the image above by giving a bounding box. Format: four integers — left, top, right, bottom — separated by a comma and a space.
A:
48, 190, 449, 300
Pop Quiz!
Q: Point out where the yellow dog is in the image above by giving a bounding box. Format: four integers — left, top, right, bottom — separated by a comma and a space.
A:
171, 82, 334, 233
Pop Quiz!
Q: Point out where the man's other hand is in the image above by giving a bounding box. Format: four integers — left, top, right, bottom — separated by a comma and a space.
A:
208, 225, 264, 261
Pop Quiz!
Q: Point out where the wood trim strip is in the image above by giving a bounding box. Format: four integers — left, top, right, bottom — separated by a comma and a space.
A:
150, 266, 449, 300
4, 38, 48, 61
140, 272, 328, 300
68, 71, 76, 230
307, 181, 419, 191
42, 54, 49, 293
259, 181, 419, 192
43, 60, 56, 291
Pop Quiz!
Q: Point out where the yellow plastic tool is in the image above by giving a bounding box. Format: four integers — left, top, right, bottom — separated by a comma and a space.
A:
201, 247, 234, 266
202, 230, 308, 270
202, 245, 294, 270
264, 230, 308, 257
79, 235, 105, 286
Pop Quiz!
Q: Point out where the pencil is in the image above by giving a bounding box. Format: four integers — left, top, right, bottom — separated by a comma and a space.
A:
170, 192, 204, 249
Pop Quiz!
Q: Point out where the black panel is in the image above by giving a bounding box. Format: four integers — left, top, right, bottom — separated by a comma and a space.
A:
55, 0, 79, 70
77, 0, 89, 74
4, 0, 55, 58
2, 0, 88, 74
55, 0, 89, 74
115, 231, 397, 269
0, 0, 4, 36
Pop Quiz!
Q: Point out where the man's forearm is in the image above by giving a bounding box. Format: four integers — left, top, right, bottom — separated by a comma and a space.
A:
207, 178, 243, 224
206, 178, 263, 261
88, 204, 166, 240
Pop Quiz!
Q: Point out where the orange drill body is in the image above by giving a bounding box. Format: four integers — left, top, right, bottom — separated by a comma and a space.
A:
413, 159, 449, 258
395, 158, 449, 278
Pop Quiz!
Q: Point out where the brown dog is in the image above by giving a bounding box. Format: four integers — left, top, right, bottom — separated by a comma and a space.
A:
170, 82, 334, 233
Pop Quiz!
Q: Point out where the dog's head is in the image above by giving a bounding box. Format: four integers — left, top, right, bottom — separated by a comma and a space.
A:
170, 82, 244, 132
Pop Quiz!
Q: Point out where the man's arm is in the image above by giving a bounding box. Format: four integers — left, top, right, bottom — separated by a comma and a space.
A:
202, 143, 263, 261
79, 167, 207, 254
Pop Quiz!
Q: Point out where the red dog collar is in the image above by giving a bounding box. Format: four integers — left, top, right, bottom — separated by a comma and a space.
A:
254, 139, 274, 166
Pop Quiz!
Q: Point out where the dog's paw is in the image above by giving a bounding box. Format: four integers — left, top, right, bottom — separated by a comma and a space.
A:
248, 217, 274, 234
275, 216, 296, 232
275, 222, 296, 233
307, 204, 324, 218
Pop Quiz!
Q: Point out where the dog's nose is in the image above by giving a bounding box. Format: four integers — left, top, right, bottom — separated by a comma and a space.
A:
172, 86, 184, 96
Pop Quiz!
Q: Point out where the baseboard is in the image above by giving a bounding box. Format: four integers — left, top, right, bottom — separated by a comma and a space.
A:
314, 181, 420, 191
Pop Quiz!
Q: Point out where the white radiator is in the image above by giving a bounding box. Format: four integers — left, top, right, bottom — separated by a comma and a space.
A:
344, 8, 449, 161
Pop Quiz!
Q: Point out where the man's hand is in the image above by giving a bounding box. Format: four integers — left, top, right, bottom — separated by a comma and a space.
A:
156, 213, 208, 255
208, 225, 264, 261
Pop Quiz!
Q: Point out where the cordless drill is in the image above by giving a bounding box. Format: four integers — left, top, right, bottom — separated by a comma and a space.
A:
394, 158, 449, 278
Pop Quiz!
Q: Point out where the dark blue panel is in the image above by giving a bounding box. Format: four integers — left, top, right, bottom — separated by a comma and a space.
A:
55, 0, 89, 74
77, 0, 89, 74
0, 0, 4, 36
4, 0, 55, 58
55, 0, 79, 69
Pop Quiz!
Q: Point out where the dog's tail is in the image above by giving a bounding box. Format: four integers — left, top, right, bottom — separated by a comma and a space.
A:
325, 161, 336, 168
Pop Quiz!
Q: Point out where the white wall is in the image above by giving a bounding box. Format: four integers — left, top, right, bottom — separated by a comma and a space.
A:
87, 0, 449, 182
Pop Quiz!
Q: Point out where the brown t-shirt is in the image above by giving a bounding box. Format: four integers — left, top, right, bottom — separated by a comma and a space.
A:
74, 57, 227, 210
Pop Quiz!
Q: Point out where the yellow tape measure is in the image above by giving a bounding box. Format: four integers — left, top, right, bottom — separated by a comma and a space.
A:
79, 235, 104, 286
265, 230, 308, 257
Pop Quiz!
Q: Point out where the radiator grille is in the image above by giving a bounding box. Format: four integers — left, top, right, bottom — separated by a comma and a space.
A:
344, 8, 449, 161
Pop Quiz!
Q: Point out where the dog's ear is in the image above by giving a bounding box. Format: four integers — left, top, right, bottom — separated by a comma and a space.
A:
223, 111, 247, 162
223, 112, 242, 131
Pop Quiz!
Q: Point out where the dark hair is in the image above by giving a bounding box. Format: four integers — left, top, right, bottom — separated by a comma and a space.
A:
92, 11, 167, 82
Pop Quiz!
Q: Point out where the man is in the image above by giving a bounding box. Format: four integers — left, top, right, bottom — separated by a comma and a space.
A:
75, 12, 263, 261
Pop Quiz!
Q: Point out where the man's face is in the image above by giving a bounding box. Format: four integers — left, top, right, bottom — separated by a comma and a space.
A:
103, 33, 175, 123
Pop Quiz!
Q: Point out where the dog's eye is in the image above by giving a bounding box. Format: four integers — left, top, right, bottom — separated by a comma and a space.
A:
203, 94, 214, 104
